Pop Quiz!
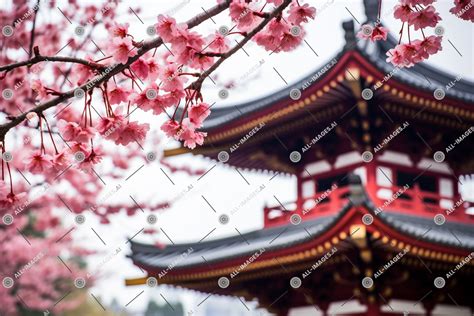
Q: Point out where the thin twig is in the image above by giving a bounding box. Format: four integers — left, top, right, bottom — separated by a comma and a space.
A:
28, 0, 40, 58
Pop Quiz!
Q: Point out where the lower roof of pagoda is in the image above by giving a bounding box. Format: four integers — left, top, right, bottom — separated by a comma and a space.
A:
129, 196, 474, 274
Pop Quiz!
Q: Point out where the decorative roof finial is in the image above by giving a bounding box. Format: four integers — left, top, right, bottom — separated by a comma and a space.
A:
342, 20, 356, 49
364, 0, 379, 23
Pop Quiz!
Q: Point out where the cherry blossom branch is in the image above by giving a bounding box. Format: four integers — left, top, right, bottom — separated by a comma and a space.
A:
189, 0, 292, 92
0, 54, 106, 72
197, 52, 225, 57
0, 0, 231, 140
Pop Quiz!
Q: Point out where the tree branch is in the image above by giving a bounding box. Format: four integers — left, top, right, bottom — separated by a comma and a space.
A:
0, 0, 231, 140
189, 0, 292, 91
0, 55, 106, 72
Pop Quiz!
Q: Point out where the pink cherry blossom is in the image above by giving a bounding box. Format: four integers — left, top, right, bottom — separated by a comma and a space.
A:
151, 95, 171, 115
394, 4, 412, 22
268, 19, 290, 36
188, 102, 211, 127
399, 43, 420, 65
267, 0, 284, 5
51, 151, 69, 170
110, 37, 137, 64
159, 63, 187, 92
0, 191, 27, 209
280, 29, 305, 51
192, 53, 215, 71
30, 79, 48, 100
109, 85, 129, 105
450, 0, 474, 22
419, 35, 443, 55
386, 46, 407, 67
24, 152, 53, 174
179, 119, 206, 149
80, 148, 104, 169
408, 5, 441, 30
132, 90, 152, 111
161, 120, 181, 139
161, 89, 186, 109
110, 22, 129, 38
130, 57, 150, 80
207, 32, 230, 53
155, 15, 178, 42
168, 24, 193, 53
254, 31, 281, 52
96, 115, 126, 142
113, 155, 129, 169
288, 3, 316, 25
0, 180, 9, 199
74, 55, 95, 85
229, 0, 260, 30
115, 121, 150, 146
57, 119, 94, 143
146, 57, 160, 82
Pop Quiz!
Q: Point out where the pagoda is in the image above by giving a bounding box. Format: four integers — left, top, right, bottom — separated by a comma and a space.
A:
126, 1, 474, 315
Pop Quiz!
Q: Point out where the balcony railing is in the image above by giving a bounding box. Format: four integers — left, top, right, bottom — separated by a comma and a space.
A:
263, 186, 350, 228
263, 183, 473, 228
373, 184, 474, 222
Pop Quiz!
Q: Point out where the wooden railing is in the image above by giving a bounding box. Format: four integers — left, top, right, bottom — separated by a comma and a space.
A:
373, 183, 473, 222
263, 183, 473, 228
263, 186, 350, 228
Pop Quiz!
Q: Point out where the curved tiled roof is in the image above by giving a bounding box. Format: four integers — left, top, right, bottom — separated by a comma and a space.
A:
130, 183, 474, 270
196, 21, 474, 131
130, 206, 347, 269
378, 210, 474, 250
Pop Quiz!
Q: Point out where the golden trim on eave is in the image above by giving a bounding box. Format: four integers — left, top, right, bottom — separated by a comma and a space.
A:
125, 230, 349, 286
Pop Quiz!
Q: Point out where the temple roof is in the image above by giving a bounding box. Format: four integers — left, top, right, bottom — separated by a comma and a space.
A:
130, 210, 343, 270
378, 211, 474, 249
199, 20, 474, 132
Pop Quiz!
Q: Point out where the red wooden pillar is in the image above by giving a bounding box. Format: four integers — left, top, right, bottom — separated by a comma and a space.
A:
413, 183, 423, 214
319, 302, 330, 316
365, 162, 377, 202
366, 302, 381, 316
423, 301, 435, 316
296, 173, 303, 216
275, 309, 289, 316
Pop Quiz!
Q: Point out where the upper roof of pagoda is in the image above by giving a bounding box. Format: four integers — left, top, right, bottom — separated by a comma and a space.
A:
164, 0, 474, 174
200, 26, 473, 133
196, 0, 473, 132
165, 0, 474, 168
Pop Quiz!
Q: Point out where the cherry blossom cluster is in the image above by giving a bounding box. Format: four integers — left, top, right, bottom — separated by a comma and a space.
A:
450, 0, 474, 22
357, 0, 472, 68
387, 0, 443, 67
156, 0, 315, 148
